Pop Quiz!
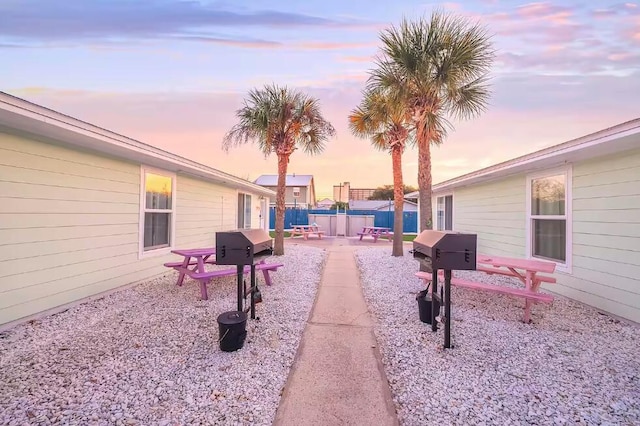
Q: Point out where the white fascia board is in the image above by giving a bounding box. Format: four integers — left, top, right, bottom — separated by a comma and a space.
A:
0, 93, 275, 197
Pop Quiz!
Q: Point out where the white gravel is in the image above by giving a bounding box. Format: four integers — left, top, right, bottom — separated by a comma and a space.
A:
0, 246, 325, 426
356, 247, 640, 426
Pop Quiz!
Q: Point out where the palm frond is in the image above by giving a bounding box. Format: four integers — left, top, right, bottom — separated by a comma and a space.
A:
223, 84, 335, 157
349, 87, 413, 153
369, 9, 494, 138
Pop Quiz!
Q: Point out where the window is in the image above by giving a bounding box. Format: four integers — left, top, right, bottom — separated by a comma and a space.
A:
527, 167, 571, 270
436, 195, 453, 231
140, 168, 175, 255
238, 193, 252, 228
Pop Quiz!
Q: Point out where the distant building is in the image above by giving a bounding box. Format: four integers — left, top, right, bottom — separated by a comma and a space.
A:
316, 198, 335, 209
333, 182, 350, 203
332, 183, 380, 202
349, 187, 377, 200
404, 191, 418, 202
254, 174, 316, 208
349, 200, 418, 211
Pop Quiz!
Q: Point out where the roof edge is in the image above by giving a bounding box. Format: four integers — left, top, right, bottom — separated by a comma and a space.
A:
433, 117, 640, 192
0, 91, 275, 197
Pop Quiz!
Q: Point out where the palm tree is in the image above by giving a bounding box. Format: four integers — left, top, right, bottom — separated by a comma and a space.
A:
349, 88, 412, 256
370, 11, 494, 231
223, 84, 335, 255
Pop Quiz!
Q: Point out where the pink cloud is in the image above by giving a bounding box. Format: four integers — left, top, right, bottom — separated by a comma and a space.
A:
178, 36, 283, 49
516, 2, 571, 19
9, 69, 640, 197
592, 9, 618, 18
293, 41, 376, 50
340, 55, 375, 63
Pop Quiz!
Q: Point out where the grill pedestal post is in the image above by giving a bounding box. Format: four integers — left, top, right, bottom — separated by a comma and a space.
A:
250, 265, 256, 319
431, 269, 438, 332
237, 264, 258, 320
444, 269, 452, 349
236, 265, 243, 312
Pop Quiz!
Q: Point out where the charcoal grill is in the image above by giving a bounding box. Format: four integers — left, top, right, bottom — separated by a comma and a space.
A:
412, 230, 477, 349
216, 228, 273, 319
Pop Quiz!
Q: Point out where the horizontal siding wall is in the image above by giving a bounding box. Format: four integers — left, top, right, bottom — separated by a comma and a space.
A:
557, 148, 640, 323
0, 132, 168, 326
174, 175, 239, 248
0, 132, 265, 327
450, 175, 527, 257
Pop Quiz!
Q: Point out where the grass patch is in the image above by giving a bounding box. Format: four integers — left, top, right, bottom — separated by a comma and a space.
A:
268, 230, 416, 241
269, 231, 291, 238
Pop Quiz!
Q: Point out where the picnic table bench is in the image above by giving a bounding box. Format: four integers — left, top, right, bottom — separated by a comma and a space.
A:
357, 226, 393, 243
290, 225, 325, 240
164, 248, 283, 300
415, 254, 556, 323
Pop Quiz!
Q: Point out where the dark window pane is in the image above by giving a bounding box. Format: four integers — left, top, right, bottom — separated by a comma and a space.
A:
533, 219, 566, 262
237, 194, 244, 228
145, 173, 172, 210
532, 175, 565, 215
144, 212, 170, 249
445, 195, 453, 230
244, 194, 252, 228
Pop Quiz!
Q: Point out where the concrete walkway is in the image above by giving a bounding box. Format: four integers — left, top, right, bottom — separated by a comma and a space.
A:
274, 238, 399, 426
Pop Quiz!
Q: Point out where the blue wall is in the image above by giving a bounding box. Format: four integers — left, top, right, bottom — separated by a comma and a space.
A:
269, 208, 418, 233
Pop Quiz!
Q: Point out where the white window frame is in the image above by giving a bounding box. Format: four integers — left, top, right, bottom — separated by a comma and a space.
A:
237, 192, 252, 229
435, 193, 454, 231
139, 166, 176, 259
525, 165, 572, 273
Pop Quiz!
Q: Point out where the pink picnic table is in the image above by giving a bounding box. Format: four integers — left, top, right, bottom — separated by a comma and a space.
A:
165, 248, 283, 300
357, 226, 392, 242
169, 248, 217, 287
476, 254, 556, 289
475, 254, 557, 322
290, 224, 324, 240
417, 254, 557, 323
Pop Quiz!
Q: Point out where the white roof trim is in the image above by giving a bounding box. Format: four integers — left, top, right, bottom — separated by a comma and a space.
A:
0, 91, 275, 197
433, 118, 640, 193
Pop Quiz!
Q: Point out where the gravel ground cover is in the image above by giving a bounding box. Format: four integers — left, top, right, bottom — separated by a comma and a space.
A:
356, 247, 640, 426
0, 246, 325, 426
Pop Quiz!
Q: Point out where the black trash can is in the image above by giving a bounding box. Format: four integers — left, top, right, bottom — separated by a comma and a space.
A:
416, 289, 440, 324
217, 311, 247, 352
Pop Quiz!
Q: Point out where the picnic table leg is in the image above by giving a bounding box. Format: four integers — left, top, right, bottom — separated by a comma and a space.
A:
197, 256, 209, 300
200, 281, 209, 300
262, 270, 273, 286
177, 257, 190, 286
523, 271, 534, 323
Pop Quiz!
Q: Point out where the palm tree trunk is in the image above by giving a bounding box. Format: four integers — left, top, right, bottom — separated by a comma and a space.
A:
391, 145, 404, 256
274, 154, 288, 255
417, 124, 433, 232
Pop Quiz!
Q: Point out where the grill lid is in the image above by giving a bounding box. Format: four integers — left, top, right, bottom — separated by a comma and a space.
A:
215, 228, 273, 265
412, 230, 477, 271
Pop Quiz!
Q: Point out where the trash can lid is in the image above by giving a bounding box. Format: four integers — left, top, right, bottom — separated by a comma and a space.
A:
217, 310, 247, 325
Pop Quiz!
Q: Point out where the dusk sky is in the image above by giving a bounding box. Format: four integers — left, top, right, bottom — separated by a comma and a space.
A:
3, 0, 639, 198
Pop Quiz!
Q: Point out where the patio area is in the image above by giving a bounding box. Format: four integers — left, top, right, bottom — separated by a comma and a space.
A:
356, 246, 640, 425
0, 246, 325, 426
1, 240, 638, 425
